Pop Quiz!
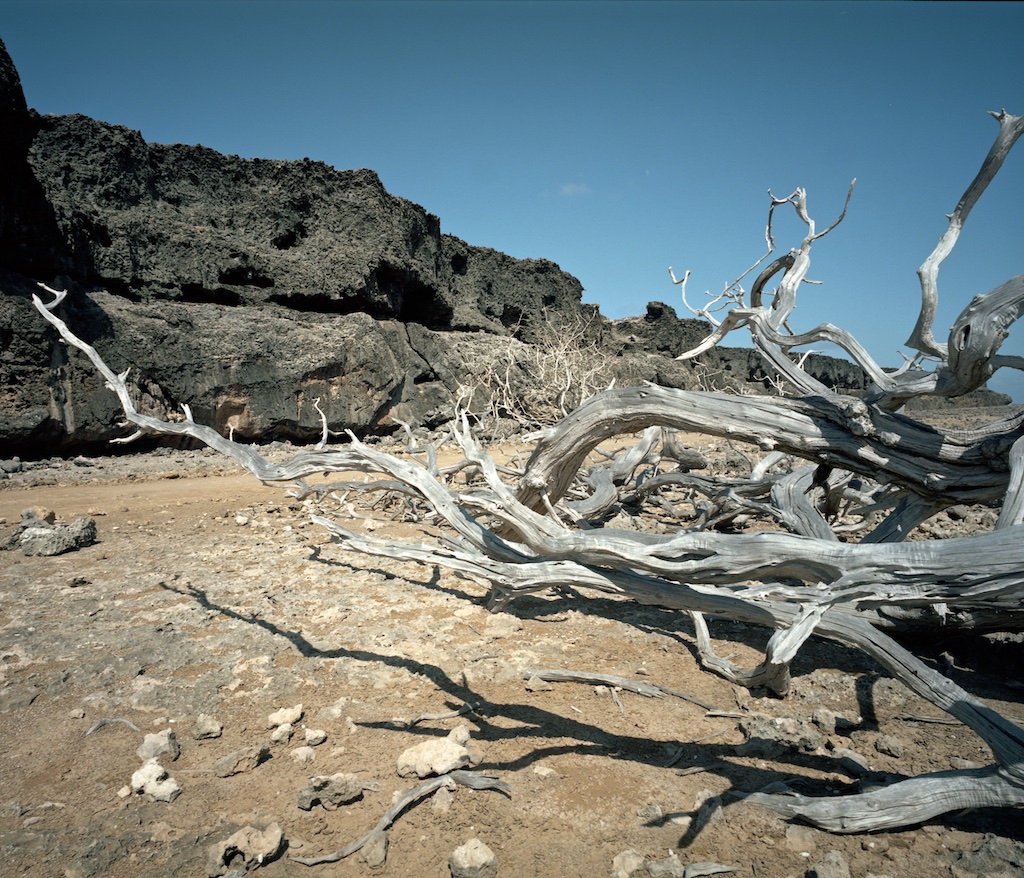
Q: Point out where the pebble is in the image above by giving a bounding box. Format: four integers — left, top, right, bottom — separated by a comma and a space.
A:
611, 850, 646, 878
636, 803, 663, 822
267, 704, 303, 728
811, 708, 838, 735
129, 759, 181, 803
449, 838, 498, 878
359, 828, 389, 868
397, 724, 473, 778
785, 824, 819, 852
304, 728, 328, 746
137, 728, 180, 762
317, 698, 349, 721
645, 851, 685, 877
270, 723, 294, 744
874, 735, 904, 759
192, 714, 223, 740
296, 772, 364, 810
432, 785, 454, 814
206, 823, 284, 877
807, 850, 851, 878
290, 746, 316, 764
831, 746, 870, 776
1, 800, 24, 817
214, 744, 269, 777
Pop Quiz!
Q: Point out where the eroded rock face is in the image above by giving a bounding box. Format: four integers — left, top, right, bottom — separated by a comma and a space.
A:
0, 39, 594, 454
0, 39, 868, 456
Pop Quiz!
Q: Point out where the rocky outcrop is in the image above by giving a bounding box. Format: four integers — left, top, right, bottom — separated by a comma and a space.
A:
0, 39, 866, 456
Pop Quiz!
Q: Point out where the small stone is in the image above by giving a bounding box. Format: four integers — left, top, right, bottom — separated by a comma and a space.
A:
205, 822, 284, 877
525, 675, 553, 692
297, 772, 364, 810
130, 759, 181, 803
267, 704, 303, 728
192, 714, 223, 740
637, 803, 663, 822
949, 756, 984, 770
533, 765, 558, 780
432, 785, 454, 814
1, 800, 24, 817
785, 824, 819, 852
449, 837, 498, 878
20, 516, 97, 556
811, 708, 838, 735
831, 747, 870, 776
213, 744, 269, 777
68, 708, 86, 720
874, 735, 904, 759
807, 850, 851, 878
646, 850, 685, 878
318, 698, 349, 722
137, 728, 180, 762
270, 723, 294, 744
290, 746, 316, 764
234, 514, 250, 526
21, 507, 55, 527
611, 849, 646, 878
738, 715, 824, 758
359, 828, 389, 868
397, 725, 473, 778
305, 728, 328, 746
668, 814, 692, 831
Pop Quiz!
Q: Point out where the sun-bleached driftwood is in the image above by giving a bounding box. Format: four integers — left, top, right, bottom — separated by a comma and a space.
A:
25, 109, 1024, 833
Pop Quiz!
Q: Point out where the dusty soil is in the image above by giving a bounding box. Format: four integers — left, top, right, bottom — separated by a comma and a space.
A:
0, 437, 1022, 878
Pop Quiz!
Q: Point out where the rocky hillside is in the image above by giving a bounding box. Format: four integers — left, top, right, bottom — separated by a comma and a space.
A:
0, 40, 866, 456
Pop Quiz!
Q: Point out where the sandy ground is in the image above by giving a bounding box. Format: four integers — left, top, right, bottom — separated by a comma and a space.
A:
0, 437, 1022, 878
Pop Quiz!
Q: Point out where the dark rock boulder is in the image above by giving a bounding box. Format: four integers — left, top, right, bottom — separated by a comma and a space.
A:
0, 39, 591, 453
606, 301, 867, 395
0, 38, 870, 456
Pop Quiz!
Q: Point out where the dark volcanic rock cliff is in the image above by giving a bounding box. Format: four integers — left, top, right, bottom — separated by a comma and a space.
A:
0, 40, 864, 455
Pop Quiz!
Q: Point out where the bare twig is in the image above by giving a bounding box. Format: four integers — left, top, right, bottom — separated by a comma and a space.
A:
291, 770, 510, 866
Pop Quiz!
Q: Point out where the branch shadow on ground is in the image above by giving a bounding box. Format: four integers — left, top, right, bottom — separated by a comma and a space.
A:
158, 576, 1024, 845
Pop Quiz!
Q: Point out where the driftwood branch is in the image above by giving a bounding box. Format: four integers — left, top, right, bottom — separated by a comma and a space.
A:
291, 769, 510, 866
675, 111, 1024, 408
908, 109, 1024, 358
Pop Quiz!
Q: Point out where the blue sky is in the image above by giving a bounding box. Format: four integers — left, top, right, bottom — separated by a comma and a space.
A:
3, 1, 1023, 399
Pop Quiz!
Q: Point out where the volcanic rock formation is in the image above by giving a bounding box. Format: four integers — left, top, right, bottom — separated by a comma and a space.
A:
0, 39, 866, 455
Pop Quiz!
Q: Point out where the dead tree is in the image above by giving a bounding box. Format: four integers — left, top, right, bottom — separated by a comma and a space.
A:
28, 110, 1024, 832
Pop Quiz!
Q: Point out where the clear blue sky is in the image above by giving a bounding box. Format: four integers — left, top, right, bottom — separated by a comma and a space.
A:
3, 1, 1023, 399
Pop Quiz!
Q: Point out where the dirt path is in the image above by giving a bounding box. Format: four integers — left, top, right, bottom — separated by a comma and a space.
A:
1, 452, 1022, 878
